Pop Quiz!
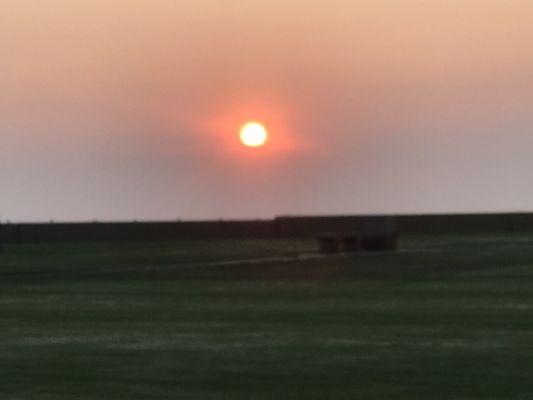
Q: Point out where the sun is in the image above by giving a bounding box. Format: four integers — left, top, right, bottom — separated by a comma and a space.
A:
239, 122, 268, 147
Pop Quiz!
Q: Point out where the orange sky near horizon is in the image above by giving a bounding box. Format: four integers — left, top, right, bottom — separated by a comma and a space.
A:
2, 0, 533, 221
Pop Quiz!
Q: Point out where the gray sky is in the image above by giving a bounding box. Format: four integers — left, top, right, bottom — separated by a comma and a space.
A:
2, 0, 533, 221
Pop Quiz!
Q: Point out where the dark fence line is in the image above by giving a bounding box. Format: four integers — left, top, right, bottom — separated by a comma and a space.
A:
1, 213, 532, 243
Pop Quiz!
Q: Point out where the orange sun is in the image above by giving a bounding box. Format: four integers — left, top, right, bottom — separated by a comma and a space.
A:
239, 122, 268, 147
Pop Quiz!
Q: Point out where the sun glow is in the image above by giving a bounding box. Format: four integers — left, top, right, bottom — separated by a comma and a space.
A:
239, 122, 268, 147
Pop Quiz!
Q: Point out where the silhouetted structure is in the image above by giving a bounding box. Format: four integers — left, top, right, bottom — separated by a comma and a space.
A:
318, 230, 396, 254
318, 235, 342, 253
303, 216, 398, 253
341, 234, 363, 252
361, 234, 398, 252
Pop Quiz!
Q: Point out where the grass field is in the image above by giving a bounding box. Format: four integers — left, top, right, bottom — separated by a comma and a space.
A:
2, 234, 533, 399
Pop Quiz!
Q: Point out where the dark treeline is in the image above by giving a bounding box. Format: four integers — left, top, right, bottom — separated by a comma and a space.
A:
1, 213, 532, 243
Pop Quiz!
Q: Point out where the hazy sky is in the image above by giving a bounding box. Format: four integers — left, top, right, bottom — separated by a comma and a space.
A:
2, 0, 533, 221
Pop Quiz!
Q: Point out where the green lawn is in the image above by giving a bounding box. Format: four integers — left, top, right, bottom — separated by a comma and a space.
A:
2, 234, 533, 399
